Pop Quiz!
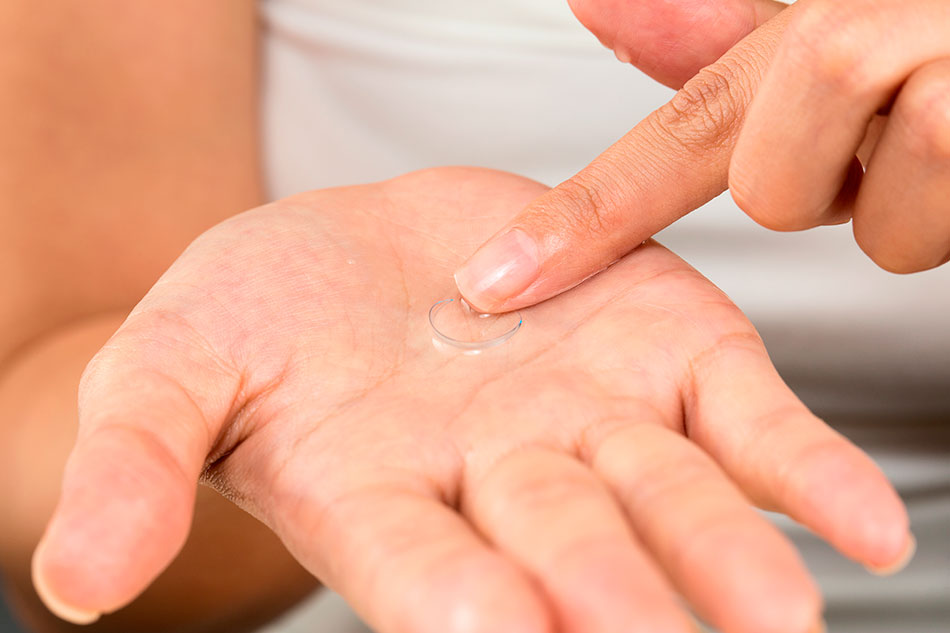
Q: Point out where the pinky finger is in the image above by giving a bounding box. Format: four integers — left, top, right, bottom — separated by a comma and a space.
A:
685, 337, 912, 572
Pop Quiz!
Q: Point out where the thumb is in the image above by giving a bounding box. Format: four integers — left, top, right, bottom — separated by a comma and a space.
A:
31, 313, 240, 624
569, 0, 787, 88
455, 8, 793, 313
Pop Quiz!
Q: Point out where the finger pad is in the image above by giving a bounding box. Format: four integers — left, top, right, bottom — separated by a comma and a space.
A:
790, 441, 909, 567
685, 526, 819, 633
36, 431, 196, 612
401, 553, 552, 633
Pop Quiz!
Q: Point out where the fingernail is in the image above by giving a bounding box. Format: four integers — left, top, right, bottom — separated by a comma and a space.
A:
866, 533, 916, 576
32, 543, 102, 625
455, 228, 540, 310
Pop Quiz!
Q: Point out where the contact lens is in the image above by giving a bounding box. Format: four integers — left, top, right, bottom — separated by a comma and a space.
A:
428, 298, 523, 351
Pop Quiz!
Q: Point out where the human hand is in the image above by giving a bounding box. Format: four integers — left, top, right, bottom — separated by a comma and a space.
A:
454, 0, 950, 312
34, 168, 909, 633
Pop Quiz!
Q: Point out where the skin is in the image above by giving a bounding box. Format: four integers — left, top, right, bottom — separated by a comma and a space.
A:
34, 168, 909, 633
0, 314, 317, 633
0, 1, 316, 630
455, 0, 950, 312
0, 0, 262, 360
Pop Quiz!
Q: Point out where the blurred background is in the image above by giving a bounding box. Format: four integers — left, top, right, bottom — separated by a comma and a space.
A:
1, 588, 23, 633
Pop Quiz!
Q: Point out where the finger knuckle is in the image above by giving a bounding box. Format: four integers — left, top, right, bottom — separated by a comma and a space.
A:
784, 2, 878, 97
482, 450, 587, 514
858, 236, 930, 275
687, 329, 767, 384
876, 253, 928, 275
540, 173, 626, 240
504, 468, 588, 513
728, 166, 767, 223
728, 169, 799, 231
77, 346, 112, 402
654, 60, 747, 152
897, 72, 950, 160
853, 206, 948, 274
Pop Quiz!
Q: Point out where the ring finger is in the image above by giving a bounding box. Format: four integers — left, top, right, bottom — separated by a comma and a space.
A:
587, 423, 822, 633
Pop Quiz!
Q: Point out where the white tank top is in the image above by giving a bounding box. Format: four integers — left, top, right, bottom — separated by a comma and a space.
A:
258, 0, 950, 625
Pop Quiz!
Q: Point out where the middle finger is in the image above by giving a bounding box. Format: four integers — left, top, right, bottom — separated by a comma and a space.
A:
464, 446, 694, 633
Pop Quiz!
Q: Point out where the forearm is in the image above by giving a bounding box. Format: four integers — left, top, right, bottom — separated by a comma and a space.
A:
0, 0, 263, 362
0, 313, 318, 633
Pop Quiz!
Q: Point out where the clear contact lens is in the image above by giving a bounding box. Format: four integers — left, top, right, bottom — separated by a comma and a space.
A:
428, 298, 523, 351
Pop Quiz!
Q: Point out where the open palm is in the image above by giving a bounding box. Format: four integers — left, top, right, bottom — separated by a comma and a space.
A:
35, 168, 908, 633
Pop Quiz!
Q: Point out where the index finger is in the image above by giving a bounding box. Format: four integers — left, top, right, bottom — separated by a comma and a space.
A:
454, 6, 791, 313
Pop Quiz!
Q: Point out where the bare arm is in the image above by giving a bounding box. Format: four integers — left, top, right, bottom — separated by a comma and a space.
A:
0, 0, 262, 358
0, 1, 317, 630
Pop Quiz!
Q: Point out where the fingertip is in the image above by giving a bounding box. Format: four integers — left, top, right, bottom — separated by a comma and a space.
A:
745, 565, 822, 633
410, 553, 553, 633
734, 577, 821, 633
30, 426, 199, 619
832, 457, 911, 570
454, 228, 541, 313
32, 540, 102, 625
865, 532, 916, 577
859, 509, 912, 571
440, 590, 552, 633
698, 526, 822, 633
788, 439, 911, 572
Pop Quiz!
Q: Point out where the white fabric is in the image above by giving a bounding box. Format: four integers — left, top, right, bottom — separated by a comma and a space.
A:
258, 0, 950, 630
